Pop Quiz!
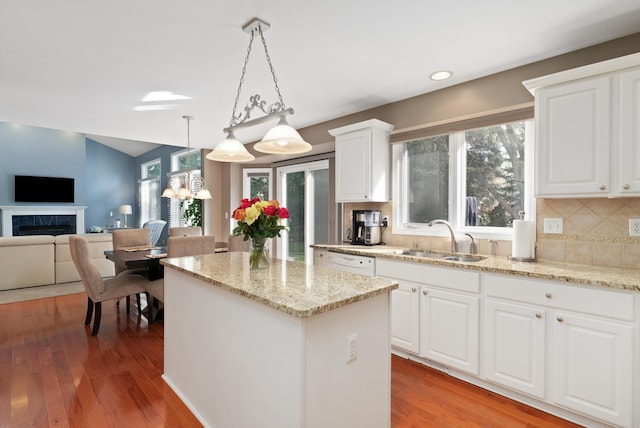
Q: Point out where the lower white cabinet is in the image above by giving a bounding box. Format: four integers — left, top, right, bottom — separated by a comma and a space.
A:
420, 287, 479, 375
378, 259, 480, 375
553, 311, 633, 427
484, 298, 546, 398
390, 281, 420, 354
484, 273, 635, 427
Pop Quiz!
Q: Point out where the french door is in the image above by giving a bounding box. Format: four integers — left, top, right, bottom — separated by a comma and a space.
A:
277, 160, 329, 264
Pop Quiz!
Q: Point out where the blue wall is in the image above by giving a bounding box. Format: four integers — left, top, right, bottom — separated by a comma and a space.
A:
0, 122, 86, 207
85, 138, 136, 229
0, 122, 140, 235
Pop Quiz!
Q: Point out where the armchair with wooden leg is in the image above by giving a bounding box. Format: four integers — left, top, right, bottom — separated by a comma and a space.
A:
69, 235, 149, 335
146, 235, 216, 322
111, 228, 152, 311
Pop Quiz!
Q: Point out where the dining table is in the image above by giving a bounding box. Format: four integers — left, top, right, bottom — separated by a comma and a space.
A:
104, 246, 167, 280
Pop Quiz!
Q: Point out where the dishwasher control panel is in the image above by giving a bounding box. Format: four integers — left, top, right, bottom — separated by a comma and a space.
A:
326, 252, 375, 277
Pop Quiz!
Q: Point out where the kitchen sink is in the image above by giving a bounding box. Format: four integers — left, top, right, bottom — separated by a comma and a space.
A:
402, 249, 486, 263
442, 255, 486, 263
402, 249, 447, 259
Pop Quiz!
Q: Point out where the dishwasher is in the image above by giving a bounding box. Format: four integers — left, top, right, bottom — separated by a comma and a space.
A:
326, 252, 375, 277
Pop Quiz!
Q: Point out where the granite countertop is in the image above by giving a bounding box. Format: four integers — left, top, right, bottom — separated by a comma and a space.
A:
312, 244, 640, 293
161, 252, 398, 318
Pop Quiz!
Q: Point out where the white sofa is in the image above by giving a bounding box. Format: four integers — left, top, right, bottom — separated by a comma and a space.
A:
0, 233, 114, 292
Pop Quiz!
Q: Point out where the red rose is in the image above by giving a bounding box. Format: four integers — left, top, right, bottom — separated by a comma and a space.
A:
250, 197, 261, 205
264, 205, 276, 216
276, 207, 289, 219
239, 198, 252, 209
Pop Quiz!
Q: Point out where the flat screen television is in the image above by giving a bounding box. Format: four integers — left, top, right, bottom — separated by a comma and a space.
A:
14, 175, 75, 203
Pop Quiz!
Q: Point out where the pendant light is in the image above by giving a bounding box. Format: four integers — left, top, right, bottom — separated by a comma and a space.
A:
163, 116, 212, 200
207, 18, 311, 163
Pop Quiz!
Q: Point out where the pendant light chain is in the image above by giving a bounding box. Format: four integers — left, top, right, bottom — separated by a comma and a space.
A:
229, 29, 255, 127
257, 25, 285, 108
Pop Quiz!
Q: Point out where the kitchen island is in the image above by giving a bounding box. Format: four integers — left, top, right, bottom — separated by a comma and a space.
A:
161, 252, 398, 428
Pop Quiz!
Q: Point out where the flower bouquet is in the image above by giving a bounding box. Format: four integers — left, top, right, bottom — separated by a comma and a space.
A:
232, 198, 289, 269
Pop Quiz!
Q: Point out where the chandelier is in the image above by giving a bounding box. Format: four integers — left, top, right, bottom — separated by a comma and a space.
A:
162, 115, 212, 200
206, 18, 312, 163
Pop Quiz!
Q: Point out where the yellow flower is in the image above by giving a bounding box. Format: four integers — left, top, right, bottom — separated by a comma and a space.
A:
256, 200, 270, 212
244, 205, 260, 225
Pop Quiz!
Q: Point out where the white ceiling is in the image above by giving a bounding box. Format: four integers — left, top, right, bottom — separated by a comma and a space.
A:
1, 0, 639, 157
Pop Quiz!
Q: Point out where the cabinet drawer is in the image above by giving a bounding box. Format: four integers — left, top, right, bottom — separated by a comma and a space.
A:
377, 259, 479, 293
484, 273, 634, 321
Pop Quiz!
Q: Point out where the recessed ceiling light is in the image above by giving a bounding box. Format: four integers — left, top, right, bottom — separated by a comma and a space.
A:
142, 91, 190, 102
430, 70, 453, 81
134, 104, 176, 111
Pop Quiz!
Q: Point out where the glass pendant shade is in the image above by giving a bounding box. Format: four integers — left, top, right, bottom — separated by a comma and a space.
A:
254, 117, 312, 154
206, 132, 255, 162
195, 187, 212, 200
161, 184, 176, 198
177, 186, 192, 199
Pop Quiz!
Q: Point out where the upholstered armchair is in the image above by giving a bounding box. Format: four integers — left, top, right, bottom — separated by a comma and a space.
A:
69, 235, 149, 335
143, 220, 167, 246
227, 234, 251, 252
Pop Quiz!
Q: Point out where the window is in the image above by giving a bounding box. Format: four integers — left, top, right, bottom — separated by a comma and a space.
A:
167, 149, 202, 228
138, 159, 161, 226
392, 120, 533, 239
242, 168, 272, 200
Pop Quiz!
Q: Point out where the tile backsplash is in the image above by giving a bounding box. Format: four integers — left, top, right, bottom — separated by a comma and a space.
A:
344, 198, 640, 268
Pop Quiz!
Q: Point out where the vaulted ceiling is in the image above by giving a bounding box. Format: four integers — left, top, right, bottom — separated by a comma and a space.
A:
1, 1, 639, 156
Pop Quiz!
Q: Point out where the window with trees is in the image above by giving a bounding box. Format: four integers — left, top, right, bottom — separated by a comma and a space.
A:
392, 120, 533, 239
167, 149, 202, 228
139, 158, 161, 227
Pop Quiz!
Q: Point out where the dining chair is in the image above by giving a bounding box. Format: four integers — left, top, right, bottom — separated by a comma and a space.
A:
69, 235, 149, 335
111, 228, 152, 310
143, 220, 167, 246
146, 235, 216, 322
169, 226, 202, 237
228, 234, 251, 252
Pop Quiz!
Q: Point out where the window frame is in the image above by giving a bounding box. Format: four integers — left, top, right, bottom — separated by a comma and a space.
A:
138, 158, 161, 227
392, 119, 534, 240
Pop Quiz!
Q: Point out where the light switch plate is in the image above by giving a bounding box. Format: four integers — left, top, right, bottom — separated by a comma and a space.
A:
543, 218, 563, 234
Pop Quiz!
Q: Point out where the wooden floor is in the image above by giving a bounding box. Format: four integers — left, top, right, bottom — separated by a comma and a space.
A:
0, 293, 582, 428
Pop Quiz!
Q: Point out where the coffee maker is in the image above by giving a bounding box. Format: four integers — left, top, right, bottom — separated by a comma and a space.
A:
351, 210, 383, 245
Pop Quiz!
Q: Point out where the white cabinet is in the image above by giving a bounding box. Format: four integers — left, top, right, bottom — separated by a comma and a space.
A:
326, 252, 375, 276
484, 298, 546, 399
390, 281, 420, 354
313, 248, 327, 267
377, 258, 480, 375
329, 119, 394, 202
420, 286, 479, 375
483, 273, 635, 427
524, 52, 640, 197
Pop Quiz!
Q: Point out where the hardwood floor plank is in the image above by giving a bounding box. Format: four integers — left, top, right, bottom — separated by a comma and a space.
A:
1, 292, 588, 427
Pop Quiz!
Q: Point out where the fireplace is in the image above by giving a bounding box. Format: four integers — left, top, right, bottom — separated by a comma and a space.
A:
0, 206, 86, 237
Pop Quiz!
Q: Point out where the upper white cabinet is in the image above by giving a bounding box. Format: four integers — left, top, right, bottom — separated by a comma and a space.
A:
329, 119, 394, 202
524, 53, 640, 197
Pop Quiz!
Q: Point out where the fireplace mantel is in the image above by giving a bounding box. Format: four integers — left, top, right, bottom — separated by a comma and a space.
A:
0, 206, 87, 237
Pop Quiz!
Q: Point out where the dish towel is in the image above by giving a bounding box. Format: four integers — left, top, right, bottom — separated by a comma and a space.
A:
466, 196, 478, 226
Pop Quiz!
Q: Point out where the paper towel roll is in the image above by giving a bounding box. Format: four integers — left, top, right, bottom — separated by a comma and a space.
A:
512, 220, 535, 259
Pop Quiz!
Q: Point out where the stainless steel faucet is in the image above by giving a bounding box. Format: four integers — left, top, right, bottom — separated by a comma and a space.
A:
427, 219, 458, 252
465, 233, 477, 254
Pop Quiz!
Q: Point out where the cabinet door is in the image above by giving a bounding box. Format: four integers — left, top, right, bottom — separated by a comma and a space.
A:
335, 129, 371, 201
313, 248, 327, 267
535, 76, 611, 196
421, 287, 479, 375
617, 67, 640, 194
390, 281, 420, 354
553, 311, 633, 427
484, 298, 546, 399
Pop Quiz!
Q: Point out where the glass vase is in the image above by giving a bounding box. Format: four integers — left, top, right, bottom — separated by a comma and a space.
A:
249, 237, 269, 270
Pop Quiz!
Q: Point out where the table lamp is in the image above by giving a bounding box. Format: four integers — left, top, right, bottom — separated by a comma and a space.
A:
119, 204, 133, 228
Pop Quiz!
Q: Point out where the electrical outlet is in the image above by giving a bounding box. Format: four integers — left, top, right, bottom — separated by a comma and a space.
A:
382, 216, 389, 227
629, 219, 640, 236
346, 334, 357, 364
543, 218, 563, 234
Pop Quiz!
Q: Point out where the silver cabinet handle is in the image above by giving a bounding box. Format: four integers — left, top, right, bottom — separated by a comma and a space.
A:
545, 293, 552, 299
599, 185, 606, 191
411, 287, 417, 293
422, 290, 428, 296
623, 184, 630, 190
535, 313, 542, 319
557, 316, 564, 322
